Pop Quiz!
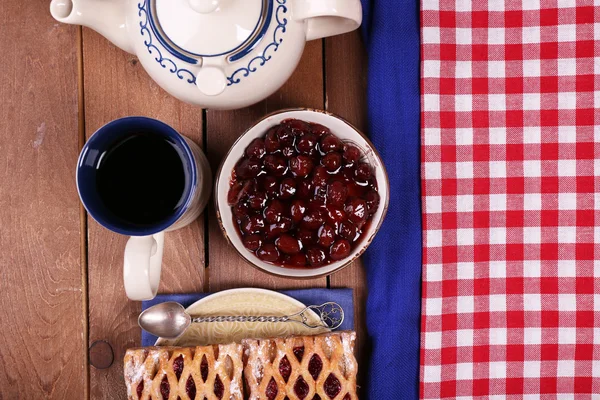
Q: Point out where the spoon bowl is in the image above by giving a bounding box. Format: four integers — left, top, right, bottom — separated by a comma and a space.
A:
138, 301, 191, 339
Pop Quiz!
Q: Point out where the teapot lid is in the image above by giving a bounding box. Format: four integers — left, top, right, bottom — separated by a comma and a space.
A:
151, 0, 268, 62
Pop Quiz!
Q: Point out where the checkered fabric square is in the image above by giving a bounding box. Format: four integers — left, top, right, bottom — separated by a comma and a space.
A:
420, 1, 600, 398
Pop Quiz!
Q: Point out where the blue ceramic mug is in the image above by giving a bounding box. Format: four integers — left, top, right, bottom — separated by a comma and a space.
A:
77, 117, 211, 300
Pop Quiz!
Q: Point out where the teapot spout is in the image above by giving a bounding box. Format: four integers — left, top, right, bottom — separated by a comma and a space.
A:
50, 0, 133, 54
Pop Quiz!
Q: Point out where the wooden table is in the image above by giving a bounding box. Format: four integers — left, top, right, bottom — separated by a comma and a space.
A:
0, 1, 368, 398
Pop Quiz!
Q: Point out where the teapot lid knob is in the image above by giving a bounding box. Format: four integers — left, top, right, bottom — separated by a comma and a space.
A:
189, 0, 220, 13
196, 67, 227, 96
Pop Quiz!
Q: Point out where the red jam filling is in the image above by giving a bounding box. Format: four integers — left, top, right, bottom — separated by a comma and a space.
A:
186, 375, 196, 399
343, 394, 351, 400
173, 355, 184, 380
214, 375, 224, 399
279, 356, 292, 383
308, 354, 323, 381
160, 375, 170, 400
136, 381, 144, 398
200, 355, 209, 382
294, 376, 310, 400
229, 119, 379, 269
323, 374, 341, 399
293, 346, 305, 362
266, 377, 279, 400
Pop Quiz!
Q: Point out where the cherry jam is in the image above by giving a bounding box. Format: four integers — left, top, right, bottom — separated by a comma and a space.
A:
228, 119, 379, 268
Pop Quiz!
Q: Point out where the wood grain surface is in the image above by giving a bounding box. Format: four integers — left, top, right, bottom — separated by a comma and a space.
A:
0, 4, 369, 397
0, 0, 85, 398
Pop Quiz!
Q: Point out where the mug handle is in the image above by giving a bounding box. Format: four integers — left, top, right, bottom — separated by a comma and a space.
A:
123, 232, 165, 301
292, 0, 362, 41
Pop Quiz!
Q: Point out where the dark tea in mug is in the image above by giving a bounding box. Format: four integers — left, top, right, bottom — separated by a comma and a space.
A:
77, 117, 199, 236
95, 133, 187, 227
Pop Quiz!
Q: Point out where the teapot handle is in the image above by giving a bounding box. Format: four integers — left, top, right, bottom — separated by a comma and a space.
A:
293, 0, 362, 41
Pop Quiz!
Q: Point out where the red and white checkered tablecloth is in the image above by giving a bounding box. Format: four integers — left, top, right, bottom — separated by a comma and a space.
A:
420, 1, 600, 398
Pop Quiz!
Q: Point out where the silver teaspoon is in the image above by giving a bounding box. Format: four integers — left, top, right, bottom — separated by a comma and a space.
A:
138, 301, 344, 339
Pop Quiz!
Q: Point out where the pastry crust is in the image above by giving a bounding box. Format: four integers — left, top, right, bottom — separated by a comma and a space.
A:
124, 344, 244, 400
242, 332, 358, 400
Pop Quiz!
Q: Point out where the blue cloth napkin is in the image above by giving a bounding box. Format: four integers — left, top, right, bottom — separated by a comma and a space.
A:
360, 1, 422, 399
141, 289, 354, 346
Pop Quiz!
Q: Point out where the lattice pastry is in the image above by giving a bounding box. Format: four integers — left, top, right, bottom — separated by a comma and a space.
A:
124, 344, 244, 400
242, 332, 358, 400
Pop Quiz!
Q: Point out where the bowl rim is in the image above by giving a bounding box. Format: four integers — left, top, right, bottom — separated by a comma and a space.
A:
214, 107, 390, 279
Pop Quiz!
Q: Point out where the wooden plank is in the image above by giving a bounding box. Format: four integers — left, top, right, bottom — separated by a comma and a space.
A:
324, 31, 370, 390
82, 30, 206, 399
0, 1, 85, 398
206, 40, 327, 291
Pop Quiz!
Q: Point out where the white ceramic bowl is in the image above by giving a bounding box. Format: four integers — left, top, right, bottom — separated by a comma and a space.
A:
215, 109, 389, 278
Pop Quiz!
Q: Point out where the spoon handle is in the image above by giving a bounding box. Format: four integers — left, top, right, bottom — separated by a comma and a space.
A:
190, 302, 344, 330
191, 315, 291, 323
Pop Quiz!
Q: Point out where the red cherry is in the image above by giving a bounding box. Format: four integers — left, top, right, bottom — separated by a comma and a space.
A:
286, 252, 307, 267
265, 128, 281, 153
345, 198, 367, 224
306, 248, 327, 267
245, 138, 266, 160
312, 165, 329, 186
227, 180, 245, 205
339, 221, 358, 242
264, 155, 287, 176
248, 192, 267, 210
279, 178, 297, 199
355, 163, 372, 182
343, 145, 361, 164
318, 225, 336, 248
241, 215, 265, 234
310, 123, 331, 137
235, 158, 261, 179
260, 175, 279, 196
325, 205, 346, 225
284, 119, 312, 135
320, 134, 342, 153
275, 234, 302, 255
290, 155, 314, 178
302, 210, 325, 230
364, 190, 380, 214
296, 133, 318, 155
266, 217, 293, 240
296, 180, 312, 199
330, 240, 351, 260
243, 234, 263, 251
313, 185, 328, 204
297, 229, 315, 247
257, 243, 280, 262
290, 200, 307, 223
327, 181, 348, 206
321, 152, 342, 172
282, 146, 296, 158
276, 125, 295, 146
264, 200, 285, 223
233, 202, 250, 218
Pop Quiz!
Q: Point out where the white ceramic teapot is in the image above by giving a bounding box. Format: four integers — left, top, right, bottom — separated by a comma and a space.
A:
50, 0, 362, 110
